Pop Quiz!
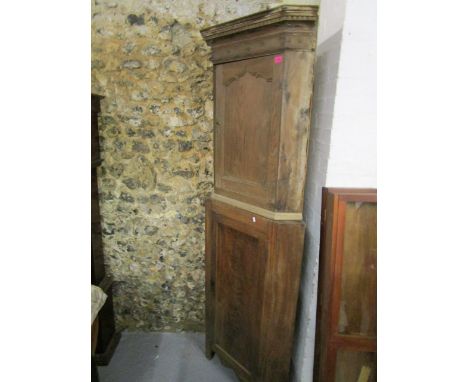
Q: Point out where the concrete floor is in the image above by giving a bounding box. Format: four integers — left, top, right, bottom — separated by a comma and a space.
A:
98, 331, 238, 382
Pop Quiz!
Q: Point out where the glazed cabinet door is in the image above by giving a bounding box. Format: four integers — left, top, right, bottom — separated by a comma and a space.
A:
315, 188, 377, 382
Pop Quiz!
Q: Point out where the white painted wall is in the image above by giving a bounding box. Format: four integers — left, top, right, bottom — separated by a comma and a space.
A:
292, 0, 376, 380
325, 0, 377, 187
291, 0, 346, 380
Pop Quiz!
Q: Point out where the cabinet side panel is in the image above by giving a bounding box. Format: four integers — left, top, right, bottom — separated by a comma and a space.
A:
314, 189, 340, 382
258, 221, 305, 381
276, 49, 316, 212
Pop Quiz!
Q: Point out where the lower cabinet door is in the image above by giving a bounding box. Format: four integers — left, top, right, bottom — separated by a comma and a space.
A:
214, 217, 267, 380
205, 198, 305, 382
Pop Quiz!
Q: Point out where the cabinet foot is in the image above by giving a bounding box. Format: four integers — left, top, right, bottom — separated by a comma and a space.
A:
205, 345, 215, 360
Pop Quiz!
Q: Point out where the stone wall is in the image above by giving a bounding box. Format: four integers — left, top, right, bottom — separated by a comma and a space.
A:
91, 0, 281, 331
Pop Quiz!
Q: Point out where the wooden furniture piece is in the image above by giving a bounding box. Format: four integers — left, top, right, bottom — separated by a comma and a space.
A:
92, 276, 120, 365
205, 198, 305, 382
91, 94, 120, 366
202, 6, 319, 381
91, 311, 100, 382
202, 4, 319, 221
92, 94, 105, 284
314, 188, 377, 382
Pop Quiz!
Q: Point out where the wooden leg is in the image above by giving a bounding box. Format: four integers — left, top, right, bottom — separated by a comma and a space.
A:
205, 340, 215, 359
92, 319, 99, 354
91, 357, 100, 382
205, 200, 215, 361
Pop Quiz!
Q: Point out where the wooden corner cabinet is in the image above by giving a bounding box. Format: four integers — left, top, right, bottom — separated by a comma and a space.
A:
314, 188, 377, 382
202, 5, 319, 220
205, 198, 305, 381
202, 5, 319, 381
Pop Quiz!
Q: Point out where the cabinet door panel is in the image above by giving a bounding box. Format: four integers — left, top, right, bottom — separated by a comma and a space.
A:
214, 218, 267, 377
338, 202, 377, 337
214, 55, 282, 209
224, 72, 271, 183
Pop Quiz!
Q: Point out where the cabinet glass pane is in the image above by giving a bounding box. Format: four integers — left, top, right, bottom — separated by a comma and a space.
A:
335, 350, 376, 382
338, 202, 377, 336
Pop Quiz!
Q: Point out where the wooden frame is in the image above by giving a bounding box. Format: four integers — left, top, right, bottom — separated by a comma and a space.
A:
314, 188, 377, 382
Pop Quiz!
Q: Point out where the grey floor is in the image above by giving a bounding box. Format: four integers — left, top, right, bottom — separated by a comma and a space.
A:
98, 331, 238, 382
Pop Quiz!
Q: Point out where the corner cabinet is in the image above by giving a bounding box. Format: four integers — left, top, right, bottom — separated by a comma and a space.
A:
202, 5, 319, 381
314, 188, 377, 382
205, 199, 305, 381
